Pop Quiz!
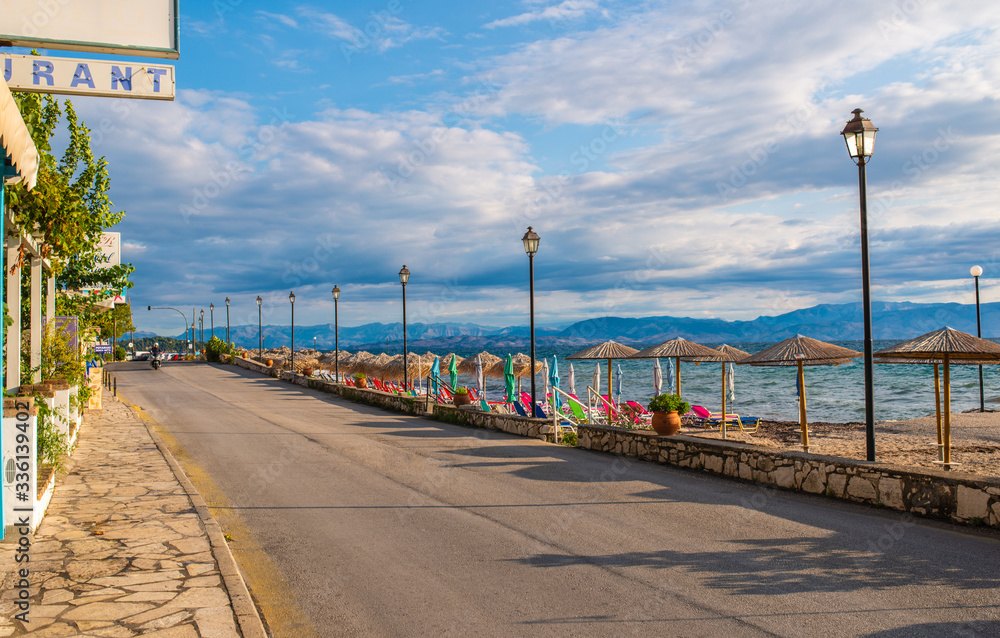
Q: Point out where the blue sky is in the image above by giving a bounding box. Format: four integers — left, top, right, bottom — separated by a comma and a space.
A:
20, 0, 1000, 335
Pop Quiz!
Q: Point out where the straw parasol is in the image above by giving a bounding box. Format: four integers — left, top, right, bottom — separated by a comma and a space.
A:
681, 344, 751, 439
458, 351, 500, 376
359, 353, 393, 379
629, 338, 722, 397
874, 327, 1000, 467
340, 351, 373, 374
485, 353, 544, 379
740, 335, 861, 452
567, 341, 639, 405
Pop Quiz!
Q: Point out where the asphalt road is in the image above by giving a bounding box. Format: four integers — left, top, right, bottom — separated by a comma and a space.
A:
111, 361, 1000, 637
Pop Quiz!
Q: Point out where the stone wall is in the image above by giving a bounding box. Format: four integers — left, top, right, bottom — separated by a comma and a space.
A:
578, 424, 1000, 529
432, 404, 554, 441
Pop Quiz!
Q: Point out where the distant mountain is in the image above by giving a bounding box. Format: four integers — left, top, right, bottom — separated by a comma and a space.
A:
169, 301, 999, 350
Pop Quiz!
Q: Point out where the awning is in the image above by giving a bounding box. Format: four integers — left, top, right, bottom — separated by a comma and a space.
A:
0, 76, 38, 189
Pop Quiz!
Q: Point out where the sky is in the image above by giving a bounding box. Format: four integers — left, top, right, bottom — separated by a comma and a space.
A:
14, 0, 1000, 336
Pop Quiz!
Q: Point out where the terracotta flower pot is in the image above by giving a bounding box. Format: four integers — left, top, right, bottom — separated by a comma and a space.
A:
266, 359, 273, 367
453, 393, 472, 407
355, 378, 368, 388
650, 411, 681, 436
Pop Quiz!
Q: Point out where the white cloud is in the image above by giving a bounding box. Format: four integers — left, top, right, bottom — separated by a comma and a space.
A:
485, 0, 600, 29
296, 8, 446, 53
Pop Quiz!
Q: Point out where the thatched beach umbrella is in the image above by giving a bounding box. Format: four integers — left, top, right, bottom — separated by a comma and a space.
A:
874, 327, 1000, 467
682, 344, 751, 439
740, 335, 861, 452
458, 351, 500, 376
629, 338, 721, 397
360, 353, 393, 379
567, 341, 639, 405
340, 351, 373, 374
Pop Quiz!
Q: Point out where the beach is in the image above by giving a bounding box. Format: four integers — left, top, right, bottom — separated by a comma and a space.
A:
686, 410, 1000, 478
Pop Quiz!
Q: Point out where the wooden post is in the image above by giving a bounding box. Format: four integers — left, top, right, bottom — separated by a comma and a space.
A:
607, 358, 612, 406
721, 362, 727, 439
934, 363, 943, 462
798, 360, 809, 452
675, 356, 681, 396
943, 354, 951, 468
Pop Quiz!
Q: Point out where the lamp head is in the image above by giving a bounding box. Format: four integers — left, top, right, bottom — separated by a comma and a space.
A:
289, 291, 295, 304
332, 285, 340, 300
225, 297, 230, 306
840, 108, 877, 162
522, 226, 540, 255
256, 295, 262, 307
399, 265, 410, 285
210, 303, 214, 310
971, 265, 984, 278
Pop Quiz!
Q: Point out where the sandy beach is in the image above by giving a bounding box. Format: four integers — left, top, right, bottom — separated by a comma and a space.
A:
684, 410, 1000, 478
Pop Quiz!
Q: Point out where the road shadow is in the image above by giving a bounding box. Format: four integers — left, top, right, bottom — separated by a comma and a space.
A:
862, 620, 1000, 637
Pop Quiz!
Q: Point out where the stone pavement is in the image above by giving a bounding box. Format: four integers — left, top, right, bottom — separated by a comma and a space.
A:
0, 389, 267, 637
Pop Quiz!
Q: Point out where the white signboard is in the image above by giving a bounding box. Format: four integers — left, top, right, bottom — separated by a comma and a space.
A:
0, 0, 179, 59
3, 54, 174, 100
97, 232, 120, 269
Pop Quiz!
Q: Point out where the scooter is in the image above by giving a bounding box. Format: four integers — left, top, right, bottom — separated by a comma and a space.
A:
151, 353, 162, 370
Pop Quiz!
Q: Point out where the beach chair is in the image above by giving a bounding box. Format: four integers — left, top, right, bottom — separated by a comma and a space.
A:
480, 396, 491, 412
512, 401, 529, 417
533, 403, 546, 419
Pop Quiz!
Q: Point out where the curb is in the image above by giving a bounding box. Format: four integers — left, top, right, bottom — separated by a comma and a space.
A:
119, 397, 270, 638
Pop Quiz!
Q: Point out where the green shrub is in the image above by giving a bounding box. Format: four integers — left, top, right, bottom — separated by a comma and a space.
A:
560, 431, 578, 446
205, 336, 235, 362
647, 393, 690, 414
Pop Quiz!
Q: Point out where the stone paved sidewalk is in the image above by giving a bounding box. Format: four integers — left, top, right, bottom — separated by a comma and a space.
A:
0, 390, 266, 637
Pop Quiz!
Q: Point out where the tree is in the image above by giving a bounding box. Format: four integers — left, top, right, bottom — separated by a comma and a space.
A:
7, 88, 134, 329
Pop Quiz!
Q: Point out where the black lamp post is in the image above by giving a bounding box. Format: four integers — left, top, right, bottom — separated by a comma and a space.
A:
841, 108, 878, 462
256, 296, 263, 362
199, 310, 204, 353
332, 285, 340, 383
289, 291, 296, 371
522, 226, 540, 414
972, 265, 985, 411
210, 303, 215, 339
399, 266, 410, 389
225, 297, 230, 344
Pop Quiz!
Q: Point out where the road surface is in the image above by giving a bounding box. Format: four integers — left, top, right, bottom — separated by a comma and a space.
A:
111, 361, 1000, 637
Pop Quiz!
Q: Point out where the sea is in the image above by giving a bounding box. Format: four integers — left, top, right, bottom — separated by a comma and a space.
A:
431, 340, 1000, 423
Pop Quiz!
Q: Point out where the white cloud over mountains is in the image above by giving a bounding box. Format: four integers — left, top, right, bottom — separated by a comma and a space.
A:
83, 0, 1000, 334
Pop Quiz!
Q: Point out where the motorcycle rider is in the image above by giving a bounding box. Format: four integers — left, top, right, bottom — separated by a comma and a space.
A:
150, 342, 162, 369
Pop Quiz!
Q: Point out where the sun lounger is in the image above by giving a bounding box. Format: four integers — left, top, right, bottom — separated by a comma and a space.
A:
512, 401, 529, 417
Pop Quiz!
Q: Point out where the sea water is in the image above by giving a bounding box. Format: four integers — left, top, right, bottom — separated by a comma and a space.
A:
441, 340, 1000, 423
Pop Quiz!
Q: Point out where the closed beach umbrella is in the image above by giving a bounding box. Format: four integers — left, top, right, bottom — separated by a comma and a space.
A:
740, 335, 861, 451
448, 354, 459, 390
475, 354, 485, 397
431, 356, 440, 395
567, 363, 576, 397
653, 358, 662, 396
550, 356, 561, 410
542, 360, 550, 403
727, 362, 736, 403
665, 358, 674, 392
592, 363, 601, 396
503, 354, 516, 403
874, 326, 1000, 467
567, 340, 639, 405
615, 364, 624, 404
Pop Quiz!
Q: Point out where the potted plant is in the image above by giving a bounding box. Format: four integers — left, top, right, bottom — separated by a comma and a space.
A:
453, 386, 472, 407
647, 393, 690, 435
353, 373, 368, 388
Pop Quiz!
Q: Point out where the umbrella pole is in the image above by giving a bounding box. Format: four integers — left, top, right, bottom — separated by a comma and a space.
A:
721, 362, 727, 439
608, 358, 613, 407
943, 354, 952, 468
934, 364, 943, 462
675, 357, 681, 396
798, 360, 809, 453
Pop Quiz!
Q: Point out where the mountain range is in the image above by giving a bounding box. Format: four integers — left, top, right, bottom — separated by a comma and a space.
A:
157, 301, 999, 351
